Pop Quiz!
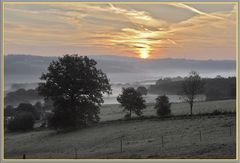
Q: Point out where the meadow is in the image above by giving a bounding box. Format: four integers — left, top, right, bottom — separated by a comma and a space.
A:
4, 99, 236, 159
100, 99, 236, 121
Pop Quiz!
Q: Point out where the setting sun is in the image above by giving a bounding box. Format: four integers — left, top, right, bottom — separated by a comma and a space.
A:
139, 48, 150, 59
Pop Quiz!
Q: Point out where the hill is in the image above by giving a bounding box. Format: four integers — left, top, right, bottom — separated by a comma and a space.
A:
5, 55, 236, 87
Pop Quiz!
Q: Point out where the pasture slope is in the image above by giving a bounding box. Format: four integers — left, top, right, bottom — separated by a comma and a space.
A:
4, 99, 236, 159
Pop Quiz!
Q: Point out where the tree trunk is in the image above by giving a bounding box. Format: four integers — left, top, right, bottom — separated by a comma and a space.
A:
130, 109, 132, 118
190, 101, 193, 116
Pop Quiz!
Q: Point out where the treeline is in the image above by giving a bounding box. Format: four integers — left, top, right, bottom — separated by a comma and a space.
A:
4, 99, 54, 131
4, 88, 42, 106
5, 103, 42, 131
148, 76, 236, 100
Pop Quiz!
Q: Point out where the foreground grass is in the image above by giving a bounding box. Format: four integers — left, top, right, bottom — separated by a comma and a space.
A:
100, 99, 236, 121
5, 113, 236, 159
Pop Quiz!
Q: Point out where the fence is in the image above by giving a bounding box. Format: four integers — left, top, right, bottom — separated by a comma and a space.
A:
21, 124, 235, 159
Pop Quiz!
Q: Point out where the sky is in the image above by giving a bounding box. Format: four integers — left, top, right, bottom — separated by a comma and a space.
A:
4, 3, 237, 60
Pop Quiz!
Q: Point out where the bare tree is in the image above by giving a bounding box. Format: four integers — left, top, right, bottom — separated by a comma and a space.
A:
181, 71, 205, 116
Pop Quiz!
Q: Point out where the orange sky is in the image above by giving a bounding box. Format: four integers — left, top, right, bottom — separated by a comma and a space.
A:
4, 3, 237, 60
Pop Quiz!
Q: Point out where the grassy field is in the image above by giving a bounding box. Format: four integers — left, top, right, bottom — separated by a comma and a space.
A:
100, 99, 236, 121
5, 114, 236, 159
4, 99, 236, 159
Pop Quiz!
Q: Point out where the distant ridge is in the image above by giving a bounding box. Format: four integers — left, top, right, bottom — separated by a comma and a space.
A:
5, 54, 236, 62
4, 54, 236, 86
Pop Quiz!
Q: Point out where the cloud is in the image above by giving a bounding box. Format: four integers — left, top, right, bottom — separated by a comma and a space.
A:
5, 7, 40, 14
4, 3, 237, 59
168, 3, 224, 20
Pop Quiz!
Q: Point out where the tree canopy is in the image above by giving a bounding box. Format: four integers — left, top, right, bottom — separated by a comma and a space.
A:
15, 103, 40, 120
37, 55, 111, 129
136, 86, 148, 96
117, 87, 146, 119
155, 95, 171, 116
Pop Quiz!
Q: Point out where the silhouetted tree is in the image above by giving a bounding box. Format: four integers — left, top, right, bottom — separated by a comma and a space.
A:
137, 86, 148, 96
34, 101, 42, 110
230, 83, 236, 98
117, 87, 146, 118
181, 71, 205, 116
216, 75, 223, 79
4, 88, 41, 106
15, 103, 39, 120
34, 102, 43, 120
4, 105, 15, 117
155, 95, 171, 116
37, 55, 111, 129
149, 76, 235, 100
43, 99, 54, 111
206, 88, 221, 100
7, 111, 35, 131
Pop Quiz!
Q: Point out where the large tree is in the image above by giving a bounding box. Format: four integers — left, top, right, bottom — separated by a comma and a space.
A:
181, 71, 205, 116
37, 55, 111, 129
117, 87, 146, 118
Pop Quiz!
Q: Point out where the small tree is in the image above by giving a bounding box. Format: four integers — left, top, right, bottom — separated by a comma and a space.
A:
7, 111, 35, 131
15, 103, 39, 120
181, 71, 205, 116
136, 86, 148, 96
155, 95, 171, 116
117, 87, 146, 118
37, 55, 111, 129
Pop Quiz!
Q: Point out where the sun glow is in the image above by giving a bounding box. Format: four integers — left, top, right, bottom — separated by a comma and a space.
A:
139, 48, 150, 59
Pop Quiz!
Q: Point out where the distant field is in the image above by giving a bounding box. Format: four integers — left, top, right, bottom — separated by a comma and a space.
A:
5, 114, 236, 159
100, 99, 236, 121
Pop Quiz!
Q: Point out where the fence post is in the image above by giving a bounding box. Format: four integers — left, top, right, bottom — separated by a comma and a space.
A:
23, 154, 26, 159
161, 135, 164, 148
120, 136, 123, 153
74, 147, 77, 159
199, 130, 202, 142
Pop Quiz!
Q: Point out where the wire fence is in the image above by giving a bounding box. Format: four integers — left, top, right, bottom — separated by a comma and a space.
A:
20, 124, 236, 159
114, 126, 235, 152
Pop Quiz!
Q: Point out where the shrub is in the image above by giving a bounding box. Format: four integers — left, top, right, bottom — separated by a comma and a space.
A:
7, 111, 35, 132
124, 113, 131, 120
211, 109, 222, 115
155, 95, 171, 116
136, 86, 148, 95
15, 103, 39, 120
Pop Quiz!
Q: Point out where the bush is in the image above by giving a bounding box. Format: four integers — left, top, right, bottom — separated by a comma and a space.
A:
15, 103, 40, 120
124, 113, 131, 120
136, 86, 148, 95
211, 109, 222, 115
155, 95, 171, 116
7, 112, 35, 132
